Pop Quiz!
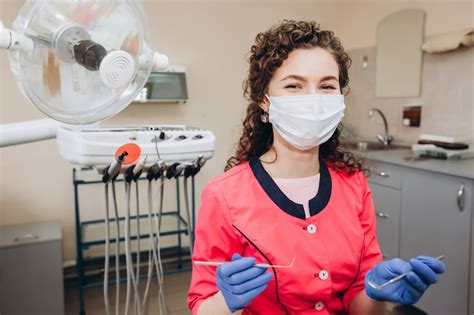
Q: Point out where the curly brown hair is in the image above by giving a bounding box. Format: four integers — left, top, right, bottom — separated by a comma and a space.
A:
225, 20, 364, 174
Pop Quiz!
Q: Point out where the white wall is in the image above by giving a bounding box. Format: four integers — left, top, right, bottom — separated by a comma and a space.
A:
327, 0, 473, 50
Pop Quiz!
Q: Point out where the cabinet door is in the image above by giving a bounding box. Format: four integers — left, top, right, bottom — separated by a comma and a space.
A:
401, 169, 472, 315
369, 182, 401, 259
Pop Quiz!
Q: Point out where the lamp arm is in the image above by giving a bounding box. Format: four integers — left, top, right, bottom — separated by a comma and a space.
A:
0, 119, 59, 147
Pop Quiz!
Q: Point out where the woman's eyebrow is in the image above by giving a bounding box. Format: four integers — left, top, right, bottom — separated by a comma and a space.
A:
280, 75, 338, 82
320, 75, 338, 82
280, 75, 307, 82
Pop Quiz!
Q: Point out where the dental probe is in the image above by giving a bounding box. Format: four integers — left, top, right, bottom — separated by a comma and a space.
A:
367, 255, 445, 291
194, 256, 296, 269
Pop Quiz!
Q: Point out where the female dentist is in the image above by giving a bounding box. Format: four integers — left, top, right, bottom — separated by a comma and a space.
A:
188, 20, 445, 315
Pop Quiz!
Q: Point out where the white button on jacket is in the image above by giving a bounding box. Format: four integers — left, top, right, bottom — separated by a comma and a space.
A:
319, 270, 329, 280
307, 223, 317, 234
315, 301, 324, 311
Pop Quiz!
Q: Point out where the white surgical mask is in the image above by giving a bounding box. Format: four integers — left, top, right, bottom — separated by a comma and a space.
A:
266, 93, 346, 150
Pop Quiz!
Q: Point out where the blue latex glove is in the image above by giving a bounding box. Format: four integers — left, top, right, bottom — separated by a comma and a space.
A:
216, 253, 272, 312
365, 256, 446, 304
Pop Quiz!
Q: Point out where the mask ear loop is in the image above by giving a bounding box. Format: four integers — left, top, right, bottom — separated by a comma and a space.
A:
261, 94, 270, 123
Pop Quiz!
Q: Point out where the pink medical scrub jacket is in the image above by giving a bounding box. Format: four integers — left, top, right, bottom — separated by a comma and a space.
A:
188, 158, 383, 314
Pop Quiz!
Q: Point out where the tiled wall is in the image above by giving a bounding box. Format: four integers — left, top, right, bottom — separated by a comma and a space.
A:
343, 46, 473, 145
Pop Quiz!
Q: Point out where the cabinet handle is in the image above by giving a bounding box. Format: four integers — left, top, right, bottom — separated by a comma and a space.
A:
377, 171, 391, 178
13, 234, 39, 242
457, 184, 465, 212
376, 212, 390, 219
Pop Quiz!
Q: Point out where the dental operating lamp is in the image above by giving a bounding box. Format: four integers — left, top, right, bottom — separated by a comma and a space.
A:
0, 0, 169, 147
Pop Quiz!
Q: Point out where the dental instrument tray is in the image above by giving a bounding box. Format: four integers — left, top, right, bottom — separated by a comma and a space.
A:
411, 143, 474, 160
57, 125, 215, 171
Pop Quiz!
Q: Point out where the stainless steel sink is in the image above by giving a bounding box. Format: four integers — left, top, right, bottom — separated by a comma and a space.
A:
342, 141, 410, 151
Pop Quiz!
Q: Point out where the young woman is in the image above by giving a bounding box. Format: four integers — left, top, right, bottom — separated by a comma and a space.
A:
187, 20, 445, 315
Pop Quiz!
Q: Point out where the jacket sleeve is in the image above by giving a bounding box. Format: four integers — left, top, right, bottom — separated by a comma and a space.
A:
342, 172, 383, 312
187, 181, 243, 314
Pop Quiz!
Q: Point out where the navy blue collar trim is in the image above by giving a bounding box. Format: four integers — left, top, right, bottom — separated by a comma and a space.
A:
249, 158, 332, 220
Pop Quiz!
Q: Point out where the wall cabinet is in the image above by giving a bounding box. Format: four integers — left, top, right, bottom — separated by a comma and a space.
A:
367, 160, 473, 315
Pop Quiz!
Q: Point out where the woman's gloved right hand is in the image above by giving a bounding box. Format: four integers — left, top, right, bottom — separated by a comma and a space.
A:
216, 253, 273, 313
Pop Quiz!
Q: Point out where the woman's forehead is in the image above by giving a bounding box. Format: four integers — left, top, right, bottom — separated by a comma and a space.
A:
274, 47, 339, 81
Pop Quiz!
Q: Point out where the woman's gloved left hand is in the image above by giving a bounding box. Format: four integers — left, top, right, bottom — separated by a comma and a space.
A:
365, 256, 445, 305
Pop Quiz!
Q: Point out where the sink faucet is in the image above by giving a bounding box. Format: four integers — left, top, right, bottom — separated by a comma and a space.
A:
368, 108, 394, 146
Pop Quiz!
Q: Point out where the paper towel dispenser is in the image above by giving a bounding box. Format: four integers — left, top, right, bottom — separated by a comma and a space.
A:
134, 65, 188, 103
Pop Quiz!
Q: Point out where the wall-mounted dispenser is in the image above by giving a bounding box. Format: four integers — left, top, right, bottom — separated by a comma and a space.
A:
403, 105, 422, 127
134, 65, 188, 103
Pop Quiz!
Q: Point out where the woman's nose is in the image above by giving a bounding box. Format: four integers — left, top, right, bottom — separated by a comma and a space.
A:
303, 85, 318, 95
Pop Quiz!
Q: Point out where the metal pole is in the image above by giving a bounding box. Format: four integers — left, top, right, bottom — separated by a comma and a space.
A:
73, 169, 86, 315
191, 175, 196, 247
176, 177, 182, 269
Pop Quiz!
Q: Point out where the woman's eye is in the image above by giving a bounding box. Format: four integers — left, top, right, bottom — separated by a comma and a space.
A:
284, 84, 299, 89
320, 85, 336, 90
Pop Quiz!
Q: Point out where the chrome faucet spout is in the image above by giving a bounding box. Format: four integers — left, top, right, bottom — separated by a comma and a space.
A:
368, 108, 393, 146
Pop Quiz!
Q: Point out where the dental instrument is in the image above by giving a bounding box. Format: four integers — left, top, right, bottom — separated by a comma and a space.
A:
194, 256, 296, 269
367, 255, 445, 291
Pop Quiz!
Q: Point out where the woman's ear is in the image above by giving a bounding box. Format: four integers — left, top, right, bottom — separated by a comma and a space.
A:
259, 95, 270, 112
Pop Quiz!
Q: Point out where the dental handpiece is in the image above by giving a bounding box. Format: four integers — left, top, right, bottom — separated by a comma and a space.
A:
166, 162, 185, 179
102, 151, 128, 183
367, 255, 445, 291
183, 156, 207, 178
146, 163, 162, 181
132, 155, 147, 179
125, 155, 147, 182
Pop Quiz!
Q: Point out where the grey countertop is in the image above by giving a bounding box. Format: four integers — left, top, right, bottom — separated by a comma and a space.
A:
355, 149, 474, 180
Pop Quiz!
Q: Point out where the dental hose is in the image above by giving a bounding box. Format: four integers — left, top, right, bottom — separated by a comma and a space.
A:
134, 181, 141, 315
182, 158, 205, 258
183, 176, 193, 257
124, 182, 131, 315
111, 182, 121, 315
124, 182, 141, 315
104, 183, 110, 315
143, 162, 167, 315
155, 175, 167, 314
143, 180, 154, 314
103, 151, 127, 315
143, 179, 166, 314
150, 137, 167, 314
124, 157, 148, 315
